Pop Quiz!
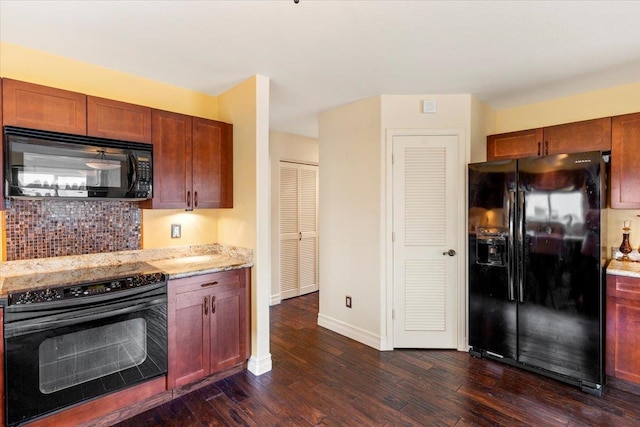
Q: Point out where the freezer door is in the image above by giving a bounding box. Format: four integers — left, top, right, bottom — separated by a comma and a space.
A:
517, 152, 603, 385
468, 160, 517, 359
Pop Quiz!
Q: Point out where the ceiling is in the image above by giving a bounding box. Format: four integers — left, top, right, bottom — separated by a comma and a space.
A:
2, 1, 640, 138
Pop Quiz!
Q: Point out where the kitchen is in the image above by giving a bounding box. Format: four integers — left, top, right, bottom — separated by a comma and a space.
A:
2, 1, 640, 425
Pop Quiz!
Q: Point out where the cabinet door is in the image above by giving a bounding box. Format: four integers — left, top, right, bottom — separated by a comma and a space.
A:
1, 78, 86, 135
610, 113, 640, 209
171, 288, 211, 388
486, 128, 542, 161
210, 284, 248, 372
606, 275, 640, 384
544, 117, 611, 155
87, 96, 151, 143
192, 118, 233, 208
147, 110, 193, 209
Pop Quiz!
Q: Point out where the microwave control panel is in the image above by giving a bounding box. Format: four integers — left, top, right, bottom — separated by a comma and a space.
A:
135, 158, 152, 197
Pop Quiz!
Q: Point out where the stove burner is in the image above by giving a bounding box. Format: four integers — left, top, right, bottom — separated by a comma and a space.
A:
8, 271, 167, 306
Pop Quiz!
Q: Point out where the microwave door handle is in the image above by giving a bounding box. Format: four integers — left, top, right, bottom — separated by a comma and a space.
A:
128, 153, 138, 194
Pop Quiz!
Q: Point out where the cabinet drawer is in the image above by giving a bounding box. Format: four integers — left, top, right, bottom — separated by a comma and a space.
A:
171, 269, 244, 295
607, 274, 640, 300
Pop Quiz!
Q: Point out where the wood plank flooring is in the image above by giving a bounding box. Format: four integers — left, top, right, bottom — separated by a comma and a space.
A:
115, 292, 640, 426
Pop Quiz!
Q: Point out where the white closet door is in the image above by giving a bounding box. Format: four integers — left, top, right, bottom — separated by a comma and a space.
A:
392, 134, 459, 348
280, 162, 318, 299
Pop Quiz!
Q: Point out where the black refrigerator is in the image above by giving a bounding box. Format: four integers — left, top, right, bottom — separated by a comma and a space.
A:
468, 151, 607, 396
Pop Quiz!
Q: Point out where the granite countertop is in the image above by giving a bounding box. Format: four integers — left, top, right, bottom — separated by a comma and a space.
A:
606, 259, 640, 279
0, 244, 253, 297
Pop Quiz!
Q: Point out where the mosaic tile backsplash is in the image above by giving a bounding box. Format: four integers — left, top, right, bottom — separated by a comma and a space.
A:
5, 199, 141, 261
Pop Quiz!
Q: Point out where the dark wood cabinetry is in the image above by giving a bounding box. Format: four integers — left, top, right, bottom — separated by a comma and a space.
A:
487, 128, 542, 161
606, 273, 640, 390
610, 113, 640, 209
145, 110, 233, 209
87, 96, 151, 143
192, 117, 233, 208
167, 268, 250, 389
487, 117, 611, 161
1, 78, 87, 135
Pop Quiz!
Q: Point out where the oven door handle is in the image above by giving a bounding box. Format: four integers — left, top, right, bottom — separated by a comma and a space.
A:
4, 297, 166, 338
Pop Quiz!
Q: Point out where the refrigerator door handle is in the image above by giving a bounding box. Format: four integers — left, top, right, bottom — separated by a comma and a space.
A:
517, 190, 525, 304
507, 191, 516, 301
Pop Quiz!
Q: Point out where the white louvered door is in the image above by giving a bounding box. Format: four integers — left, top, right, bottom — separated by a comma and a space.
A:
392, 134, 459, 348
280, 162, 319, 300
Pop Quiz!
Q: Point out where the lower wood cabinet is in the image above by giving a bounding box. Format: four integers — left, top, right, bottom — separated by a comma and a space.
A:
606, 273, 640, 386
167, 268, 250, 389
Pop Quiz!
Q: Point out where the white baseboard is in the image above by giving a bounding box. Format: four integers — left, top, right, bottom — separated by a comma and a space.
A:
247, 353, 273, 376
270, 293, 281, 306
317, 313, 387, 350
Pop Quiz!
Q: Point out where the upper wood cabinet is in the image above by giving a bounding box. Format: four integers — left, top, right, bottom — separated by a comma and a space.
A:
487, 128, 542, 161
87, 96, 151, 143
544, 117, 611, 155
192, 117, 233, 209
144, 109, 233, 209
487, 117, 612, 161
610, 112, 640, 209
1, 79, 87, 135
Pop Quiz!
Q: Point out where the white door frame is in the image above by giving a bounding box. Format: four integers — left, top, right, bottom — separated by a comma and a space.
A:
384, 128, 468, 351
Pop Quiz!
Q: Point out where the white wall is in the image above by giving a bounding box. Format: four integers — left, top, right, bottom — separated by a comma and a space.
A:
269, 130, 319, 304
318, 96, 384, 348
317, 94, 493, 350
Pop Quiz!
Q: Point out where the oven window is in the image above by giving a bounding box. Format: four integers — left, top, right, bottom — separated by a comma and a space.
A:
39, 318, 147, 394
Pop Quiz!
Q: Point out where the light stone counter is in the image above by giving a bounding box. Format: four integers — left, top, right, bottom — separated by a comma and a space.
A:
0, 244, 253, 297
606, 259, 640, 279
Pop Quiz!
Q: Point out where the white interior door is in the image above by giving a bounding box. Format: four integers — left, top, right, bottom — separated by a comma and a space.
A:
392, 134, 460, 348
279, 162, 318, 300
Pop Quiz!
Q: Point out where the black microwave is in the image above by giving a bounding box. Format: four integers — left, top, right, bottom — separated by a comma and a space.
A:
3, 126, 153, 200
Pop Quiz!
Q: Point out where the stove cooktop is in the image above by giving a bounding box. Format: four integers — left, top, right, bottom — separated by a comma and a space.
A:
4, 262, 167, 306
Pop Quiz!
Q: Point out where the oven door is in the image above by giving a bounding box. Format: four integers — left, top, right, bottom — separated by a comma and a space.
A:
4, 286, 167, 427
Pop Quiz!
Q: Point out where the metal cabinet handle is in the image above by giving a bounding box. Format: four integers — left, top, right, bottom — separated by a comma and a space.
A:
442, 249, 456, 256
194, 191, 198, 208
204, 296, 208, 315
537, 142, 541, 156
211, 296, 216, 314
200, 281, 219, 288
299, 232, 302, 241
187, 191, 191, 208
544, 140, 549, 155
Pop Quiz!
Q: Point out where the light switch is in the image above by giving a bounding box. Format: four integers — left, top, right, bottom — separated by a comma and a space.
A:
171, 224, 181, 238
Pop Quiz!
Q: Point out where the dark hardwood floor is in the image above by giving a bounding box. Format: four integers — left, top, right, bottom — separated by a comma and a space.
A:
115, 292, 640, 426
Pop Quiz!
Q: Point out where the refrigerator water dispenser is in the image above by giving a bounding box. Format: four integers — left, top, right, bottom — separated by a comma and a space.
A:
476, 227, 508, 266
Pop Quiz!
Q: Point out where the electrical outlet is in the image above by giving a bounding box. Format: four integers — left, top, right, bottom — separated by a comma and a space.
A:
345, 296, 352, 308
171, 224, 181, 238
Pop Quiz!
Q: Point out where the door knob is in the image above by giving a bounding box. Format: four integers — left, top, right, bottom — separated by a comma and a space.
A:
443, 249, 456, 256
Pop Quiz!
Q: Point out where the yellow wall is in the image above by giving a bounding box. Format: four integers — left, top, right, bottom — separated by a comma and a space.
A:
0, 42, 223, 252
494, 81, 640, 252
495, 82, 640, 133
217, 75, 273, 374
0, 42, 219, 118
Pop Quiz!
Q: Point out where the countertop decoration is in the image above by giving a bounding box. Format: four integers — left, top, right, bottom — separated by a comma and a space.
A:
0, 243, 253, 297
